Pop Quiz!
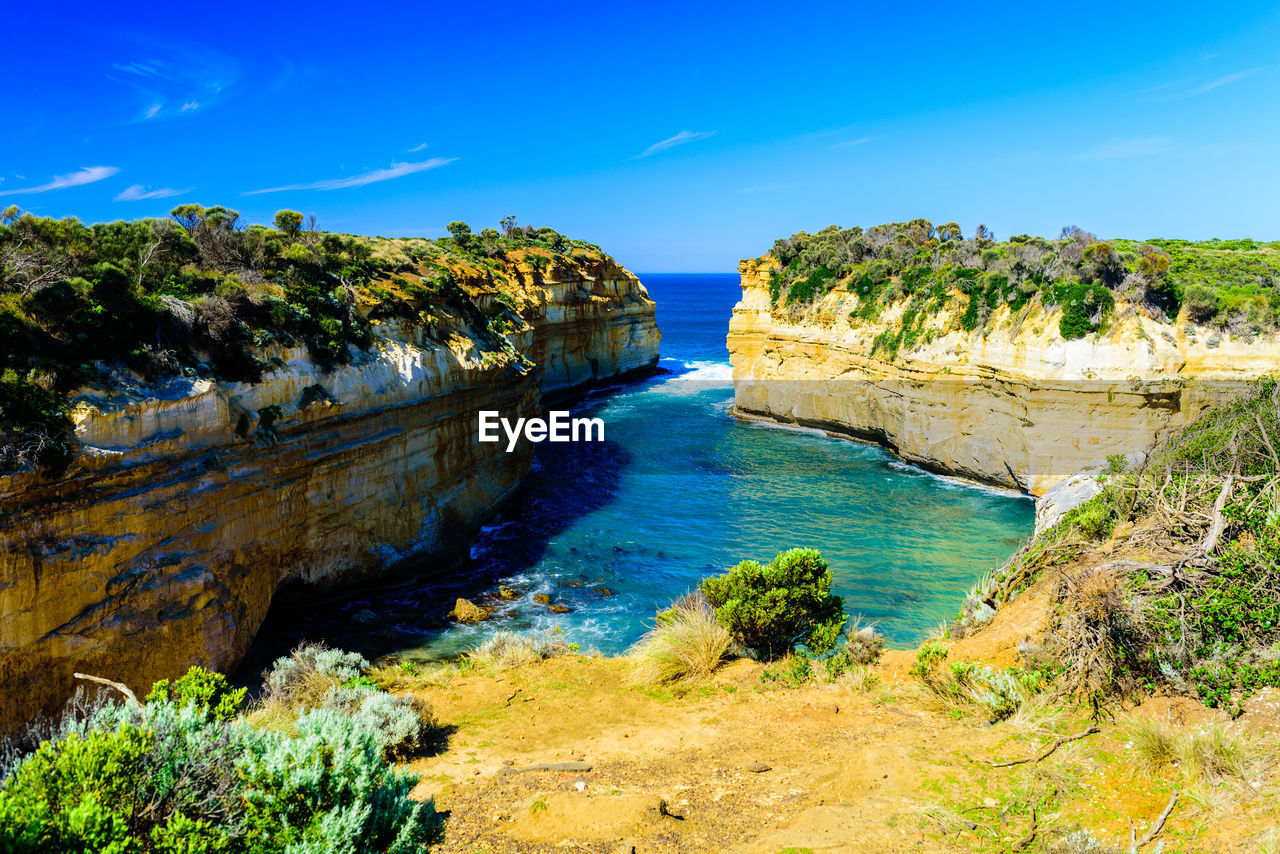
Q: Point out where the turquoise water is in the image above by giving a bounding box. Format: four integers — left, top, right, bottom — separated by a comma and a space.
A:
249, 274, 1034, 663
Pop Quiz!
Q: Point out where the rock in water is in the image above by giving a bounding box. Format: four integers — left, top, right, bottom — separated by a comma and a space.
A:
449, 598, 490, 623
533, 593, 552, 605
498, 585, 519, 600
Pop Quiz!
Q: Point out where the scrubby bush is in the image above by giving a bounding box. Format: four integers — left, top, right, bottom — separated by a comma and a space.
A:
253, 643, 437, 761
841, 619, 886, 665
145, 665, 246, 721
0, 698, 442, 852
823, 618, 885, 679
993, 378, 1280, 711
632, 591, 733, 683
263, 643, 370, 706
909, 644, 1048, 722
700, 548, 845, 660
312, 686, 437, 761
464, 629, 570, 670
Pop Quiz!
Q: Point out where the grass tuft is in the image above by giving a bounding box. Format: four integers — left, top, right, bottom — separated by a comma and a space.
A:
631, 592, 734, 684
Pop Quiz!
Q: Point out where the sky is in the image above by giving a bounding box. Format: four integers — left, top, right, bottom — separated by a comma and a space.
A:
5, 1, 1280, 271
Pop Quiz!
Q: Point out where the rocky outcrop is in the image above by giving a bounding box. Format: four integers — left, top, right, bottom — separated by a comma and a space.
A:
0, 256, 658, 730
728, 256, 1275, 496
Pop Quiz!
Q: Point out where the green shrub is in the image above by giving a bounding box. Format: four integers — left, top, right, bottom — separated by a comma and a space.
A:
700, 548, 845, 660
1052, 281, 1114, 339
910, 642, 948, 678
1061, 494, 1119, 541
145, 666, 246, 721
760, 654, 814, 687
0, 699, 443, 852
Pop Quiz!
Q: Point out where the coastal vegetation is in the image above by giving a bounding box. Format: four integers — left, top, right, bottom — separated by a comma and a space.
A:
764, 220, 1280, 354
0, 205, 607, 476
0, 651, 443, 853
940, 378, 1280, 717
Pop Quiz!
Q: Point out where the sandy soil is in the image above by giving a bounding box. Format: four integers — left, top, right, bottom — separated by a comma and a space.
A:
395, 616, 1280, 854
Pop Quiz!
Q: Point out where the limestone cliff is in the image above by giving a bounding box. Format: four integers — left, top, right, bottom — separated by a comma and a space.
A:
0, 254, 658, 730
728, 256, 1276, 496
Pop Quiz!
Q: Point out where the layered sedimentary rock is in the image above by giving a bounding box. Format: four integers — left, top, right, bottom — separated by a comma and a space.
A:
729, 257, 1277, 496
0, 258, 658, 729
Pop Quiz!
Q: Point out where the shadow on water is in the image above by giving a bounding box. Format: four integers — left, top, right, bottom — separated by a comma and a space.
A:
236, 428, 635, 680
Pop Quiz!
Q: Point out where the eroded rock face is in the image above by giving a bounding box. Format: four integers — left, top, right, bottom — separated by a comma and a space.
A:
728, 256, 1276, 496
0, 261, 658, 730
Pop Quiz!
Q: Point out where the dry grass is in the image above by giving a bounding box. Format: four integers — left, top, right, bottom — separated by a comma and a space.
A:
630, 592, 733, 684
1128, 718, 1180, 776
367, 659, 458, 692
1254, 824, 1280, 854
465, 629, 571, 671
1128, 718, 1272, 787
834, 665, 881, 694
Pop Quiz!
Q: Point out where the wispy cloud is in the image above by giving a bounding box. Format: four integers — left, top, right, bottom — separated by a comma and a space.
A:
1137, 78, 1192, 94
2, 166, 120, 196
636, 130, 714, 158
828, 136, 876, 150
242, 158, 456, 195
115, 184, 189, 201
112, 60, 170, 80
110, 43, 239, 122
1075, 136, 1174, 160
407, 142, 428, 153
1189, 68, 1260, 95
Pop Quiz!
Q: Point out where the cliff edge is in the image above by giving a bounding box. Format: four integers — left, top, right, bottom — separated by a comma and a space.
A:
728, 227, 1280, 496
0, 218, 658, 729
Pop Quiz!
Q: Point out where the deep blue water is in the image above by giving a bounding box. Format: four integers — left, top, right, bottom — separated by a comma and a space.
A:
250, 274, 1034, 663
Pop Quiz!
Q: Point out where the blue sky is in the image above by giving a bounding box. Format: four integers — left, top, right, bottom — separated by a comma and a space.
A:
6, 2, 1280, 271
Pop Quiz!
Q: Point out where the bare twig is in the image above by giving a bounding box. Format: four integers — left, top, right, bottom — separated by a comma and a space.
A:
991, 726, 1100, 767
1196, 473, 1235, 559
1012, 803, 1037, 851
1130, 791, 1178, 852
73, 672, 143, 711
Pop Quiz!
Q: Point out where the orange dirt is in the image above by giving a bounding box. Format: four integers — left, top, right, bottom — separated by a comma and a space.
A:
395, 636, 1280, 853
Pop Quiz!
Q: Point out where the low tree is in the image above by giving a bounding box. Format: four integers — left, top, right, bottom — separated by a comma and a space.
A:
273, 209, 305, 240
1082, 240, 1124, 286
447, 220, 474, 251
700, 548, 846, 660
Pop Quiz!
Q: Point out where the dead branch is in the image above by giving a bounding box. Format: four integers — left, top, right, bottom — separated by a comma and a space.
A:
991, 726, 1100, 768
1196, 473, 1235, 559
1130, 791, 1178, 851
73, 672, 143, 711
1012, 803, 1037, 851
